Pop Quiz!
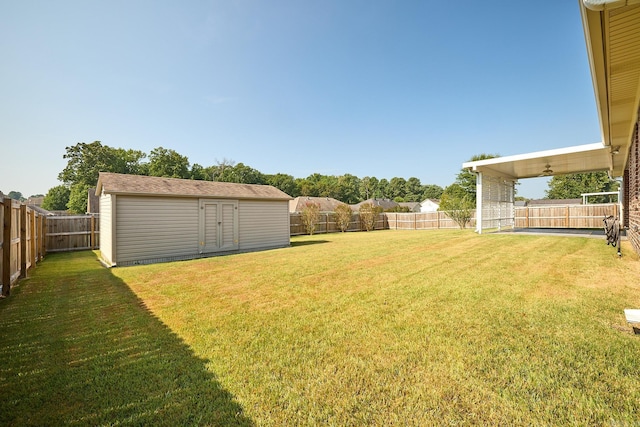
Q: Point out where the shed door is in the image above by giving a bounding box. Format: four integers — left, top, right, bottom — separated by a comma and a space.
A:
199, 200, 239, 253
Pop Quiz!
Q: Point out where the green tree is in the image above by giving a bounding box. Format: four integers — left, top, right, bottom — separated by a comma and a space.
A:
147, 147, 190, 179
59, 141, 146, 187
334, 204, 353, 232
545, 172, 618, 201
359, 176, 378, 200
375, 179, 389, 199
7, 191, 24, 201
439, 183, 475, 229
404, 177, 423, 202
217, 163, 266, 184
336, 174, 360, 204
190, 163, 208, 180
387, 177, 407, 201
422, 184, 444, 200
455, 153, 500, 202
42, 185, 71, 211
67, 183, 92, 214
301, 202, 321, 235
266, 173, 300, 197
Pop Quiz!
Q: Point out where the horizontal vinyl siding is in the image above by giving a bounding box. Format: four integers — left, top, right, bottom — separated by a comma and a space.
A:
99, 194, 114, 266
239, 200, 290, 251
116, 196, 199, 264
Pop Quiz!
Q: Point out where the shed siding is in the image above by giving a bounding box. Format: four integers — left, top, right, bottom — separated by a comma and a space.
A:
239, 200, 290, 250
99, 193, 114, 266
115, 196, 199, 264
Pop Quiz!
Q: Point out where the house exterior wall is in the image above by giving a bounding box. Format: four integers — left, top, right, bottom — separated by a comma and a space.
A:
115, 196, 200, 265
239, 200, 290, 251
99, 193, 114, 266
627, 120, 640, 255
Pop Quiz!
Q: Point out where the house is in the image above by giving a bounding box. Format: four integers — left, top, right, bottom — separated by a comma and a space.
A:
289, 196, 344, 213
96, 172, 292, 266
399, 202, 421, 212
352, 198, 399, 211
419, 199, 440, 212
527, 199, 582, 206
462, 0, 640, 256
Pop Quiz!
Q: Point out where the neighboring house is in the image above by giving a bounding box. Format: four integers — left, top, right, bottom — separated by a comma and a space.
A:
26, 196, 44, 207
289, 196, 344, 213
399, 202, 421, 212
419, 199, 440, 212
352, 198, 399, 211
96, 172, 292, 267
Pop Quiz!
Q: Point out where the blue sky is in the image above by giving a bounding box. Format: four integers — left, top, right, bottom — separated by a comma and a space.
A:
1, 0, 601, 199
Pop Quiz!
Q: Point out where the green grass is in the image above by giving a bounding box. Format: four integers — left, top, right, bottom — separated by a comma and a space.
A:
2, 230, 640, 425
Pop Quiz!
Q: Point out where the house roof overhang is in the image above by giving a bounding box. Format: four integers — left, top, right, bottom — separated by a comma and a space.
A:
462, 143, 613, 179
464, 1, 640, 180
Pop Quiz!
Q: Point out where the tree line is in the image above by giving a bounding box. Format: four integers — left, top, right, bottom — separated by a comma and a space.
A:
39, 141, 445, 213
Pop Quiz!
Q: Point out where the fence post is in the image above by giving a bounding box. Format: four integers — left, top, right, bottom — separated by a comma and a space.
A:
30, 210, 36, 268
2, 198, 12, 297
20, 205, 27, 279
90, 215, 96, 249
565, 206, 570, 228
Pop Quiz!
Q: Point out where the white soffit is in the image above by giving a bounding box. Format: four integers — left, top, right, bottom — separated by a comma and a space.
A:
581, 1, 640, 176
462, 143, 612, 179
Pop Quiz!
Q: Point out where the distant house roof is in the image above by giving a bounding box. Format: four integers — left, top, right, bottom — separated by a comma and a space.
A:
352, 199, 399, 211
398, 202, 421, 212
26, 196, 44, 206
527, 198, 582, 206
96, 173, 292, 200
289, 196, 345, 212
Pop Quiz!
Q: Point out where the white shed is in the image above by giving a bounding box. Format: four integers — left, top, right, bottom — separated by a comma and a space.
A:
96, 172, 292, 266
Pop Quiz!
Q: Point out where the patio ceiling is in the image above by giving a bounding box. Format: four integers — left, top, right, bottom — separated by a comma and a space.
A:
462, 143, 612, 180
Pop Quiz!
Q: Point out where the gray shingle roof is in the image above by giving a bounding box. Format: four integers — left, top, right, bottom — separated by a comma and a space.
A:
96, 172, 292, 200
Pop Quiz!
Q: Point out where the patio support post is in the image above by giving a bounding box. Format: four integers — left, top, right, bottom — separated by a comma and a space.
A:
476, 172, 483, 234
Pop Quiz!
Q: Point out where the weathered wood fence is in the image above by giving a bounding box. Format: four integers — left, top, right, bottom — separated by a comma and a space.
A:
46, 215, 99, 252
0, 197, 47, 297
514, 204, 618, 229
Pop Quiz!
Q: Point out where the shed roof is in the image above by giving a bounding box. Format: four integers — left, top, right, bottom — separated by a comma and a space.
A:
96, 173, 292, 200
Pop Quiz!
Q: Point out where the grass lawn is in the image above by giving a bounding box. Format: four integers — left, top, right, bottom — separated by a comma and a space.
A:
2, 230, 640, 425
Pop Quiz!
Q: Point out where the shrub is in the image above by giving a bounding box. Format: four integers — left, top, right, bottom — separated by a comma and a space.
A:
301, 202, 321, 235
359, 203, 382, 231
439, 194, 474, 229
334, 204, 353, 232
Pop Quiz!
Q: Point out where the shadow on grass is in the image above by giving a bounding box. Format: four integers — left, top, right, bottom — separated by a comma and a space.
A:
290, 239, 330, 247
0, 251, 253, 426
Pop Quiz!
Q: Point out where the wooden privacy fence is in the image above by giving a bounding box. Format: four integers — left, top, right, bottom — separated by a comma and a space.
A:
514, 204, 619, 229
1, 197, 47, 297
46, 215, 99, 252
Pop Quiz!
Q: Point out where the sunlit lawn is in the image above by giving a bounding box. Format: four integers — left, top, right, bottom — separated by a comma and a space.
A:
2, 230, 640, 425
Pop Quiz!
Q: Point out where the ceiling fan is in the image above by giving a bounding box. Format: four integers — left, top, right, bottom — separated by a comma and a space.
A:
539, 164, 553, 177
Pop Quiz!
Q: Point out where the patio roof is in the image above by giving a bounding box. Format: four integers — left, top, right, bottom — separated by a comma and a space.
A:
462, 143, 612, 180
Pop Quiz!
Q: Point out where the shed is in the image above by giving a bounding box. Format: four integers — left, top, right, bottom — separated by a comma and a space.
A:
96, 172, 292, 266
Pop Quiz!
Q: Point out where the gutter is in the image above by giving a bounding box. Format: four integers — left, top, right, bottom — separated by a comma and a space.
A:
582, 0, 640, 10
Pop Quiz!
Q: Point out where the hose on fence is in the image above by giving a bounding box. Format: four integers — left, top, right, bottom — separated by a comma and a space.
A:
603, 215, 621, 257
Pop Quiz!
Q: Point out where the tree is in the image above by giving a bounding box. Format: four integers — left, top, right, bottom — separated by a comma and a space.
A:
42, 185, 71, 211
455, 153, 500, 202
387, 177, 407, 201
422, 184, 444, 200
7, 191, 23, 201
439, 184, 475, 229
67, 183, 92, 214
147, 147, 191, 179
545, 172, 619, 201
359, 202, 382, 231
334, 204, 353, 232
59, 141, 146, 187
404, 177, 424, 202
336, 174, 360, 204
359, 176, 378, 200
301, 202, 321, 235
217, 163, 266, 184
266, 173, 300, 197
209, 158, 236, 181
190, 163, 208, 180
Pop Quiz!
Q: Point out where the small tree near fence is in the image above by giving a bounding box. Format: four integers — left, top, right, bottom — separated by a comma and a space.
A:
439, 188, 474, 229
359, 203, 382, 231
301, 202, 321, 235
334, 204, 353, 232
